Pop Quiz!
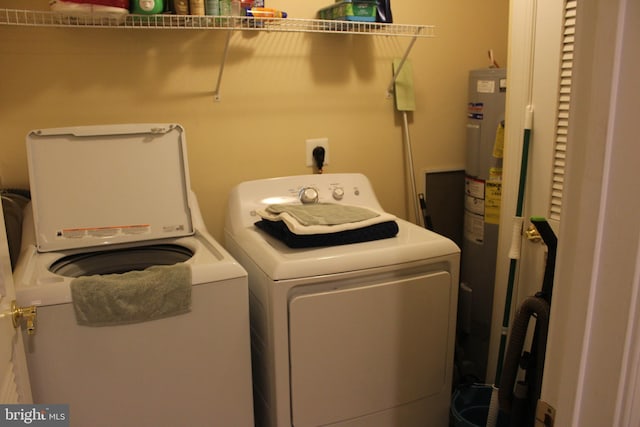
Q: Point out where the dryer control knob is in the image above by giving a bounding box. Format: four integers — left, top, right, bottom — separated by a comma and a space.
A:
299, 187, 319, 204
332, 187, 345, 200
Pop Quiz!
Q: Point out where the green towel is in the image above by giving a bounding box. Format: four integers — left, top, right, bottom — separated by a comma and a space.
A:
70, 263, 192, 327
266, 203, 380, 226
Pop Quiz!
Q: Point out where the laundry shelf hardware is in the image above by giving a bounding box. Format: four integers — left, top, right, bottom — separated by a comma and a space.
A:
0, 8, 435, 101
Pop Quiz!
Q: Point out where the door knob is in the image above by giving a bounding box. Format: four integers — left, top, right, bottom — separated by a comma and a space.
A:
11, 300, 37, 335
525, 224, 542, 243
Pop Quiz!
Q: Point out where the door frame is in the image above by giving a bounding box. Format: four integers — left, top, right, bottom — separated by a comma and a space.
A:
544, 0, 640, 425
486, 0, 563, 386
0, 199, 33, 404
494, 0, 640, 425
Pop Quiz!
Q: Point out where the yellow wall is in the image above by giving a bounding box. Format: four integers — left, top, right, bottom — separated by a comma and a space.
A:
0, 0, 508, 241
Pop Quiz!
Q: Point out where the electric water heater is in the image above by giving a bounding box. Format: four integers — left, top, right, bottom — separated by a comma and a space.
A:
459, 67, 507, 382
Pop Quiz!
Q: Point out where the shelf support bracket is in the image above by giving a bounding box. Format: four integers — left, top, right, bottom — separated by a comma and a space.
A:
214, 29, 234, 102
386, 29, 421, 98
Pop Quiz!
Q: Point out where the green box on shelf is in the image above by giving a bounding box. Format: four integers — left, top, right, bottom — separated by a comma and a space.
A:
317, 1, 377, 22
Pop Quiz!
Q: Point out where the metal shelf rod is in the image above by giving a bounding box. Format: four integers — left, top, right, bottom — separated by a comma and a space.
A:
0, 8, 435, 38
1, 8, 436, 101
386, 30, 420, 98
213, 29, 233, 102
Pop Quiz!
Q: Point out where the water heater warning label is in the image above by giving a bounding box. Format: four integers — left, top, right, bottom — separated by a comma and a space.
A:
58, 224, 150, 239
464, 176, 485, 243
465, 176, 485, 199
485, 181, 502, 225
477, 80, 496, 93
464, 212, 484, 244
467, 103, 484, 120
463, 176, 502, 242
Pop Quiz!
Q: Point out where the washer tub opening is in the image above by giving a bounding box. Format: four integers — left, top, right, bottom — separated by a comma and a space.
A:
48, 244, 194, 278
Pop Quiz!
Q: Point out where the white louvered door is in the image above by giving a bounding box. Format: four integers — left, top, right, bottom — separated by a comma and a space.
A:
549, 0, 577, 222
488, 0, 576, 384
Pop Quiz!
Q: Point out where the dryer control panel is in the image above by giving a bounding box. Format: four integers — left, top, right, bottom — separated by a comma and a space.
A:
298, 185, 348, 203
287, 180, 377, 207
226, 173, 385, 230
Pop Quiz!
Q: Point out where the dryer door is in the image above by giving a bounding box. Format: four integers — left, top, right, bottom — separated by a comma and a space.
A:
288, 270, 452, 427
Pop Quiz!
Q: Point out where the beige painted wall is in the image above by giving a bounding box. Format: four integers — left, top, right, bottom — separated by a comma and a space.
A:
0, 0, 508, 241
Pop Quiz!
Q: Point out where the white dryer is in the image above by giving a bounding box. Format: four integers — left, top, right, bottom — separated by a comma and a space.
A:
13, 124, 254, 427
224, 173, 460, 427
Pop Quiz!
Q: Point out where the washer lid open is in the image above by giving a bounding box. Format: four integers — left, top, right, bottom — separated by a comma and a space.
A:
27, 124, 194, 252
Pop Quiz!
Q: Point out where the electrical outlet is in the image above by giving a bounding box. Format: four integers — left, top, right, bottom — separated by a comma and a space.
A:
305, 138, 330, 167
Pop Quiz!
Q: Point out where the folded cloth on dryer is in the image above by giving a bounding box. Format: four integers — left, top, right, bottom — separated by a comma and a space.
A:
70, 263, 192, 327
257, 203, 397, 235
255, 218, 399, 248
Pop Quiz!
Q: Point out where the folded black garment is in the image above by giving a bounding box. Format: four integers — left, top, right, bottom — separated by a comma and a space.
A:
254, 219, 399, 248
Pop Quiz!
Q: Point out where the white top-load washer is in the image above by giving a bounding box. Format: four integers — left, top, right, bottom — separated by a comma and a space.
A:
224, 173, 460, 427
13, 124, 254, 427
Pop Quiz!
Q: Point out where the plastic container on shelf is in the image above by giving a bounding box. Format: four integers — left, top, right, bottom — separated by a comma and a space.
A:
374, 0, 392, 23
246, 7, 287, 18
219, 0, 231, 15
205, 0, 219, 15
49, 0, 130, 18
317, 0, 376, 22
239, 0, 253, 15
337, 0, 394, 20
231, 0, 241, 15
174, 0, 189, 14
189, 0, 205, 15
131, 0, 164, 14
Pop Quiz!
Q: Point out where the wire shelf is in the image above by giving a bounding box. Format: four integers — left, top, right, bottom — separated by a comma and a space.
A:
0, 8, 434, 38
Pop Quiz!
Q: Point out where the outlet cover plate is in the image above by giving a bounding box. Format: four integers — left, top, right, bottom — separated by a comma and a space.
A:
305, 138, 329, 167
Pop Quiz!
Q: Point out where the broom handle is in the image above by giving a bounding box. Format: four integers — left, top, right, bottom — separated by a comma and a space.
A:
495, 112, 532, 385
403, 111, 422, 226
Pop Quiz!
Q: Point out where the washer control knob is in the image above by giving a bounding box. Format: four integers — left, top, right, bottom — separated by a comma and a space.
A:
332, 187, 345, 201
299, 187, 319, 204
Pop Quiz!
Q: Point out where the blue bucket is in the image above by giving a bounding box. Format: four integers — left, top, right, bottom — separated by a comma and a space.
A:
451, 384, 507, 427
